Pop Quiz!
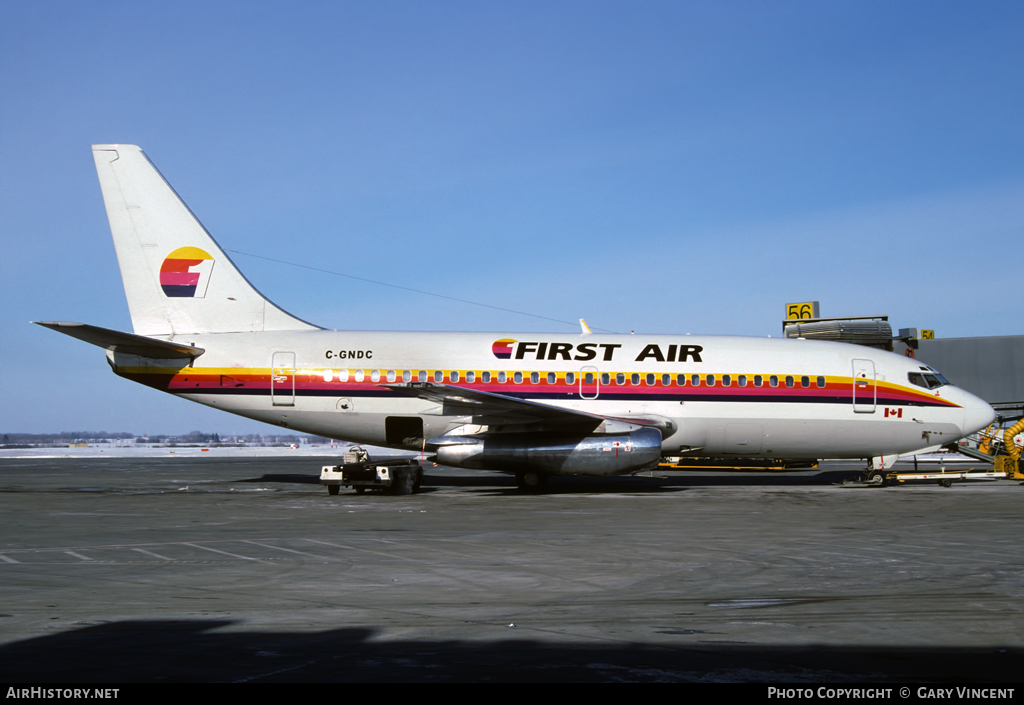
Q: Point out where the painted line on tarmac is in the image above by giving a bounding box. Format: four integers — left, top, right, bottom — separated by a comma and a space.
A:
182, 543, 259, 561
64, 551, 95, 562
302, 538, 430, 563
131, 547, 174, 560
241, 540, 335, 561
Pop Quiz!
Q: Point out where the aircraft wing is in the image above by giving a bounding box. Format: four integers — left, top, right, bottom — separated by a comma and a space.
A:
34, 321, 205, 359
380, 382, 674, 434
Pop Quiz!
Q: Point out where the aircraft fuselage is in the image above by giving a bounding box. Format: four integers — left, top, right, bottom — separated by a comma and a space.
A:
106, 329, 989, 468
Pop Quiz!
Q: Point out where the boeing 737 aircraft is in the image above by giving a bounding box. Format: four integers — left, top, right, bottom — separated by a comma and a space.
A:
37, 145, 996, 489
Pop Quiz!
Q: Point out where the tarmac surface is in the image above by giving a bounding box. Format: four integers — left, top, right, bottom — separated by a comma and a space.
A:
0, 455, 1022, 683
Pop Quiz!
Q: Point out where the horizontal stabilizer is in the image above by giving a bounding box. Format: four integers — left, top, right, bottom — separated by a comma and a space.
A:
34, 321, 204, 359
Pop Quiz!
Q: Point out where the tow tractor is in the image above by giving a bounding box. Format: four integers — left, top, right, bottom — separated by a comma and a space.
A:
320, 446, 423, 495
863, 462, 1006, 488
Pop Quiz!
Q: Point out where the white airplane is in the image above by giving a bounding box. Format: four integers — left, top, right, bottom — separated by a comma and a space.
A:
37, 144, 996, 490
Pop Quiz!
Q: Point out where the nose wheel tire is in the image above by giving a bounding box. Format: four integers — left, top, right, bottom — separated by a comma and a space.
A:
865, 469, 888, 487
515, 470, 548, 492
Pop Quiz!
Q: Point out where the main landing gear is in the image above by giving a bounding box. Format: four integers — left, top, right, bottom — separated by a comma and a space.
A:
515, 470, 548, 492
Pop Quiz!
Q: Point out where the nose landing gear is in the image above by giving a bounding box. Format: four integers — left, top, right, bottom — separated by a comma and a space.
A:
864, 468, 889, 487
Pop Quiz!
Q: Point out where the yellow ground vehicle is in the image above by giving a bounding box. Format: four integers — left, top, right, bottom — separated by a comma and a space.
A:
959, 417, 1024, 481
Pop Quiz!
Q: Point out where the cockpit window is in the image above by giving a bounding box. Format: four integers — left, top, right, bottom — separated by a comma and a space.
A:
909, 371, 949, 390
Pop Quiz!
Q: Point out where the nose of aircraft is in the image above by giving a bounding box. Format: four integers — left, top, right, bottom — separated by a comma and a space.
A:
962, 393, 997, 436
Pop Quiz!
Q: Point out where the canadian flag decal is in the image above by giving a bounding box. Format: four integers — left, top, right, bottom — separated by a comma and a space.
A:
884, 408, 903, 418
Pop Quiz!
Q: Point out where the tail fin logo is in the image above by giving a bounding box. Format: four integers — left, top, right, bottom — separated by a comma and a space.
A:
159, 247, 215, 298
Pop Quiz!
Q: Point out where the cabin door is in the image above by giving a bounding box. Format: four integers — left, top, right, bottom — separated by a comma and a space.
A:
852, 359, 876, 413
271, 351, 296, 406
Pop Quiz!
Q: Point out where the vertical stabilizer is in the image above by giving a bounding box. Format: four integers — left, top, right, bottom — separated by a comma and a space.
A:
92, 144, 318, 336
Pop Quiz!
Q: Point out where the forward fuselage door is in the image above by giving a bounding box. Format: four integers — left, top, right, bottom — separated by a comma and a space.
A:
272, 351, 296, 406
852, 359, 876, 413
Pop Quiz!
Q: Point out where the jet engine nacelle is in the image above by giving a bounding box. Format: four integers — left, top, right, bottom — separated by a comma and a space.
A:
433, 426, 662, 477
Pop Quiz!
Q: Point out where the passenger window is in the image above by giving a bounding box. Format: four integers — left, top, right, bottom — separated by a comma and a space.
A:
601, 373, 610, 385
786, 376, 794, 388
355, 370, 365, 383
616, 373, 625, 385
339, 370, 349, 382
566, 372, 575, 385
466, 371, 476, 383
450, 371, 459, 383
434, 371, 443, 383
547, 372, 556, 384
418, 370, 426, 382
801, 376, 809, 388
584, 372, 594, 384
514, 372, 523, 384
498, 371, 507, 383
530, 372, 540, 384
738, 375, 747, 387
322, 369, 333, 383
662, 374, 671, 386
631, 373, 640, 385
753, 375, 762, 387
722, 374, 731, 387
816, 376, 825, 388
482, 371, 491, 383
370, 370, 381, 383
402, 370, 411, 383
386, 370, 396, 383
647, 373, 656, 386
706, 375, 716, 387
769, 375, 778, 387
691, 374, 701, 386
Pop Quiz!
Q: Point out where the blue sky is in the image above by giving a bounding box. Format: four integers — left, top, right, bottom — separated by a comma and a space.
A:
2, 1, 1023, 434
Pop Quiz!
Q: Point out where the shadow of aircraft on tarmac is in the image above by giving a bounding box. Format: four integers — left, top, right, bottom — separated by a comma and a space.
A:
0, 619, 1018, 683
237, 468, 860, 494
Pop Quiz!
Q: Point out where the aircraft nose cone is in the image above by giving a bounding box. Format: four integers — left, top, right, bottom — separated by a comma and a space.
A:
963, 397, 996, 436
